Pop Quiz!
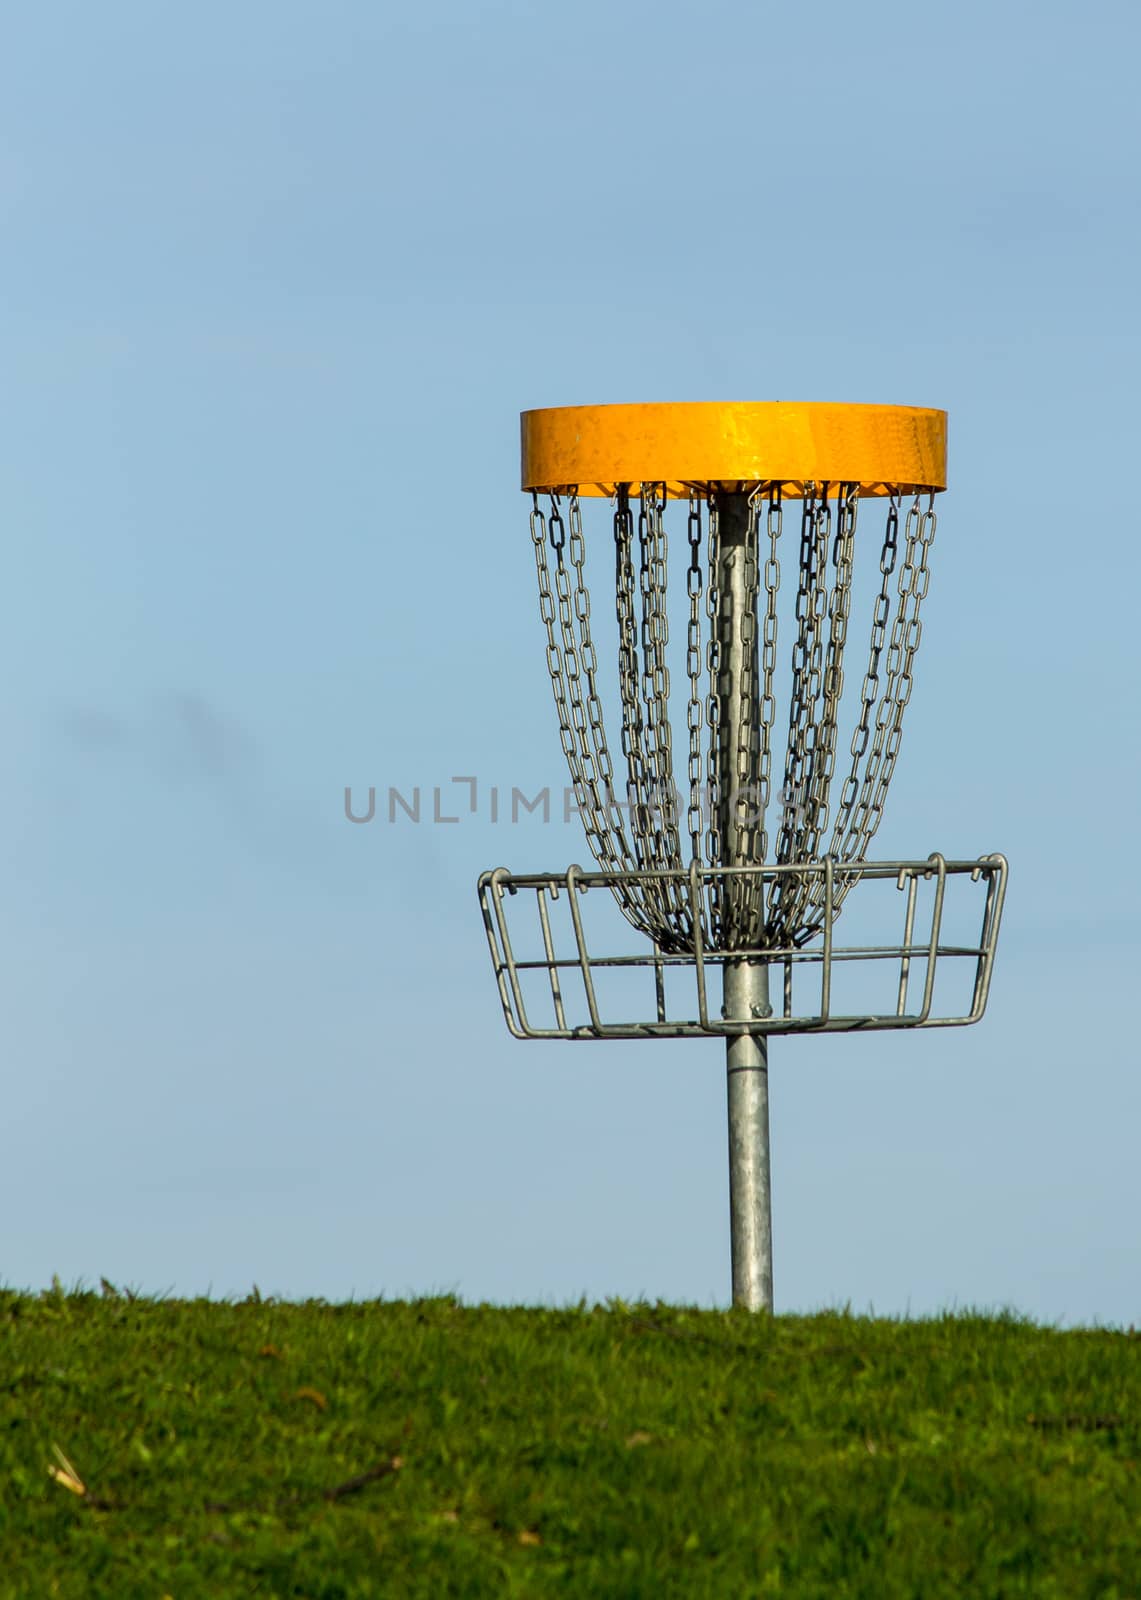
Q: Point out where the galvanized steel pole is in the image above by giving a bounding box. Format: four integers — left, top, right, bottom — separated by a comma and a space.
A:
715, 494, 774, 1312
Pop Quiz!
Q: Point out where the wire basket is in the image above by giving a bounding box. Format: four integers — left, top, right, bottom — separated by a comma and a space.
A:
480, 853, 1007, 1040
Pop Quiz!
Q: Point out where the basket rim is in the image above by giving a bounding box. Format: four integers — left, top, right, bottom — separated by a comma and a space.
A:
520, 401, 947, 499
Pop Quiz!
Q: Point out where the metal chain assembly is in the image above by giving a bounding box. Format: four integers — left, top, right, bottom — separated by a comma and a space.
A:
529, 483, 937, 954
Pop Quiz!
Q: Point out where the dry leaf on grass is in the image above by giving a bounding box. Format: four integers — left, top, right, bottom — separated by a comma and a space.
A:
47, 1446, 86, 1497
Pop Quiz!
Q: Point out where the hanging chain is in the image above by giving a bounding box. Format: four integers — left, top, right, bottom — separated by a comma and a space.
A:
613, 488, 683, 944
704, 492, 724, 937
638, 485, 690, 942
532, 493, 584, 820
549, 495, 616, 887
828, 492, 899, 857
685, 493, 705, 865
764, 483, 825, 934
756, 485, 782, 863
534, 491, 665, 940
729, 492, 763, 943
567, 497, 634, 865
565, 496, 644, 922
800, 487, 833, 844
829, 493, 936, 871
733, 495, 760, 855
860, 492, 936, 843
550, 494, 591, 806
813, 482, 858, 835
794, 484, 859, 931
614, 487, 652, 859
777, 486, 822, 861
638, 486, 676, 863
704, 492, 723, 869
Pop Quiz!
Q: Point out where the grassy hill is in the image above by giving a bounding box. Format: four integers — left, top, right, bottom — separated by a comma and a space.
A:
3, 1287, 1137, 1597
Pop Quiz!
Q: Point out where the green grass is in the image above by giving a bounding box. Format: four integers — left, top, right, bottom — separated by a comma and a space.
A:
2, 1286, 1137, 1598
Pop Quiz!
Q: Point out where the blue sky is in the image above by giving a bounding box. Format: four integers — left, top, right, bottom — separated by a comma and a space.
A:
2, 0, 1138, 1322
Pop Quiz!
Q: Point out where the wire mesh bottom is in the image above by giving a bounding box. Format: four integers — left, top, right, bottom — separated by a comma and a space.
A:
479, 854, 1007, 1040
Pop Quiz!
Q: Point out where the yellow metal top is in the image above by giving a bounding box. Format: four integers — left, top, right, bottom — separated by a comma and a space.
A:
521, 401, 946, 499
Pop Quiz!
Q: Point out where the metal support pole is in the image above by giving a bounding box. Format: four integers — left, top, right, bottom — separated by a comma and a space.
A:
715, 493, 774, 1312
724, 961, 773, 1311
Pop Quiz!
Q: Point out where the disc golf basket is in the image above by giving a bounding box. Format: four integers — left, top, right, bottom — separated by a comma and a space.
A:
478, 402, 1007, 1311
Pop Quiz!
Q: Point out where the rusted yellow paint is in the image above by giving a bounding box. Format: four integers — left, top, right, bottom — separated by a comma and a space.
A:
520, 401, 946, 498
